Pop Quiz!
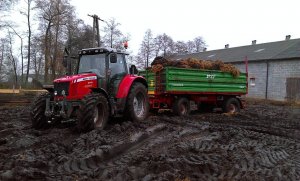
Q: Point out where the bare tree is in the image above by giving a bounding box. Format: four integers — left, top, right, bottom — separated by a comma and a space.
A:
7, 31, 18, 87
0, 0, 18, 11
0, 0, 18, 27
186, 40, 196, 53
51, 0, 72, 80
103, 18, 123, 49
174, 41, 188, 54
0, 39, 5, 80
139, 29, 155, 68
18, 0, 33, 85
36, 0, 73, 82
194, 36, 206, 52
154, 33, 174, 57
30, 35, 44, 80
132, 54, 146, 70
6, 25, 25, 84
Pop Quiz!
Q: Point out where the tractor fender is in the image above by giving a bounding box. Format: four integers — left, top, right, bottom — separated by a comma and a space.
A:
42, 85, 54, 93
90, 88, 109, 100
116, 75, 148, 98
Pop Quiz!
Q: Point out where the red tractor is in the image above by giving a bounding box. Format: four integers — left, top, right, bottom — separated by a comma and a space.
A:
30, 47, 149, 132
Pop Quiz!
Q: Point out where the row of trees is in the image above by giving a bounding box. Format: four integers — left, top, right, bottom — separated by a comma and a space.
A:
135, 30, 206, 69
0, 0, 207, 88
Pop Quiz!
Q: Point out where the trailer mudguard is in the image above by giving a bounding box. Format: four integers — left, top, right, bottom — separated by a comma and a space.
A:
116, 75, 147, 98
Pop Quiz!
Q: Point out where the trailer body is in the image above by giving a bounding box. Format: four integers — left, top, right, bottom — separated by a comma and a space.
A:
141, 67, 247, 115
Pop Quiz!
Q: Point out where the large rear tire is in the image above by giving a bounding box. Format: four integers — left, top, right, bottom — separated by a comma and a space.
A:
222, 97, 241, 113
173, 97, 190, 116
30, 92, 51, 130
125, 83, 149, 122
77, 93, 109, 133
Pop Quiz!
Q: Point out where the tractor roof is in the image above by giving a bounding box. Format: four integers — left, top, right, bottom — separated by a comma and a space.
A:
78, 47, 128, 55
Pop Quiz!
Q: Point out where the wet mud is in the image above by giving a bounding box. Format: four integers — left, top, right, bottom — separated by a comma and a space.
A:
0, 103, 299, 180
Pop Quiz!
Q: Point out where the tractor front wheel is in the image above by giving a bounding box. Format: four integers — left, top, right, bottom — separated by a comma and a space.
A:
125, 83, 149, 122
30, 92, 51, 130
77, 93, 109, 133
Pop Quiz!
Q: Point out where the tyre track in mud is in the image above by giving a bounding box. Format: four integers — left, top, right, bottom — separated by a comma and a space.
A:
48, 124, 167, 177
154, 113, 300, 180
1, 104, 300, 180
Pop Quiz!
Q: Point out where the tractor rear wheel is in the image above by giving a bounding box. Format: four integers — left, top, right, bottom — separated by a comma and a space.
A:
77, 93, 109, 133
222, 97, 241, 113
173, 97, 190, 116
125, 83, 149, 122
30, 92, 51, 130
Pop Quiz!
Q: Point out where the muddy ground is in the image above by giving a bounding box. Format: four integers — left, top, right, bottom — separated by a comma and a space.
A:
0, 102, 300, 181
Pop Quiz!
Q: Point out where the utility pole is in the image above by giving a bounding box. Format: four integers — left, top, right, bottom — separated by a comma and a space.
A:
88, 14, 104, 47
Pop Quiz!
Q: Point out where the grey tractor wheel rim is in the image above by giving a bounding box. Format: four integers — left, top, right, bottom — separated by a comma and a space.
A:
133, 92, 145, 118
93, 104, 104, 128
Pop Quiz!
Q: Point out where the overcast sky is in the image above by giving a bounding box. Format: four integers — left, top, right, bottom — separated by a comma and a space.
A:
38, 0, 300, 54
70, 0, 300, 54
4, 0, 300, 55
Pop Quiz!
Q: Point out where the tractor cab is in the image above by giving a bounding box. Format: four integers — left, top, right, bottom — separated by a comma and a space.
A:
77, 47, 129, 97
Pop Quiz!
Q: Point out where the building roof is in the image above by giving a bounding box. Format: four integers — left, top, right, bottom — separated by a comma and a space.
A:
175, 38, 300, 63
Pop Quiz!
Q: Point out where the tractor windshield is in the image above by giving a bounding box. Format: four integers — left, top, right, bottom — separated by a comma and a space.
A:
78, 54, 106, 77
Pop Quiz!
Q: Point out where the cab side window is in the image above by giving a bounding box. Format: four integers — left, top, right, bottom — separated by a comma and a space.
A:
109, 54, 126, 77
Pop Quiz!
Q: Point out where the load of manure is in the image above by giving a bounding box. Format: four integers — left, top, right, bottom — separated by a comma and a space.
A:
150, 56, 240, 77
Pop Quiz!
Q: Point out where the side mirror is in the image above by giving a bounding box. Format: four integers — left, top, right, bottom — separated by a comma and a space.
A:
110, 53, 117, 63
130, 65, 138, 75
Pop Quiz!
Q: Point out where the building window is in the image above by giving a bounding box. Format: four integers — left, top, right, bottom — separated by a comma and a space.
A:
250, 77, 255, 86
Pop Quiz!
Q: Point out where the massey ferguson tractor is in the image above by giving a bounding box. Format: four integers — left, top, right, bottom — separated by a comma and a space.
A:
30, 47, 149, 132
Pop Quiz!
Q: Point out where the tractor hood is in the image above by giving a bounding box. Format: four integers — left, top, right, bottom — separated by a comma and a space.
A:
53, 73, 98, 83
53, 73, 99, 100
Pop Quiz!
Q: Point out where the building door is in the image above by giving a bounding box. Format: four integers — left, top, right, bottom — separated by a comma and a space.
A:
286, 78, 300, 101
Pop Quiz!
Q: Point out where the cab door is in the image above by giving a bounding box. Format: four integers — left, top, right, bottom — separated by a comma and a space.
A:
108, 54, 127, 97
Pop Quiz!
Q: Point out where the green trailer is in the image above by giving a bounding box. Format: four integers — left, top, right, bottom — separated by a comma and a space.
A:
140, 67, 248, 115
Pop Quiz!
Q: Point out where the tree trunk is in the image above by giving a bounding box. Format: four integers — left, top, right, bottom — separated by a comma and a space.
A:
0, 44, 3, 74
52, 23, 59, 80
7, 25, 24, 84
25, 0, 31, 86
8, 34, 18, 88
44, 23, 51, 83
33, 52, 38, 80
20, 38, 24, 84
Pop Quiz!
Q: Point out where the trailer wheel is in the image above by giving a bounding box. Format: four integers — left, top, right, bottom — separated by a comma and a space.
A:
173, 97, 190, 116
223, 97, 241, 113
30, 92, 51, 130
125, 82, 149, 122
77, 93, 109, 133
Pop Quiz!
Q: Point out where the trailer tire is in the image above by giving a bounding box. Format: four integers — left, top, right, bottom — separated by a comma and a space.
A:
222, 97, 241, 113
77, 93, 109, 133
173, 97, 190, 116
30, 93, 51, 130
125, 82, 149, 122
